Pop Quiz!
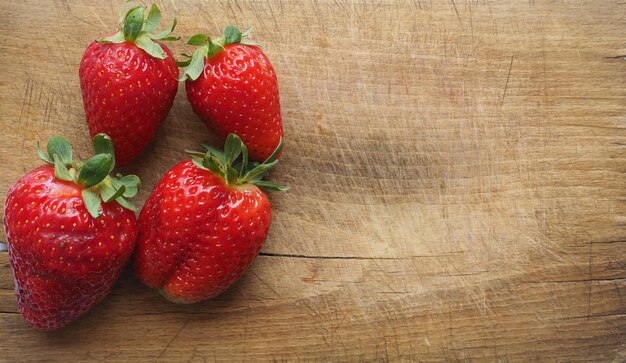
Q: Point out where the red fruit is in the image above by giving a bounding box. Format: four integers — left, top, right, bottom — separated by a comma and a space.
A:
134, 134, 286, 303
3, 135, 140, 330
79, 4, 179, 166
183, 26, 283, 163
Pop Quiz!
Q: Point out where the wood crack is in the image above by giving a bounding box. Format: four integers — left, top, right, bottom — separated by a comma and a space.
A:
501, 54, 514, 105
153, 318, 190, 362
521, 277, 626, 284
258, 252, 398, 260
258, 252, 459, 260
122, 311, 216, 317
591, 239, 626, 244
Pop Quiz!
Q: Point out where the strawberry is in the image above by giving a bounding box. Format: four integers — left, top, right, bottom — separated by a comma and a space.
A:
134, 134, 286, 303
79, 3, 179, 166
3, 134, 140, 331
180, 26, 284, 163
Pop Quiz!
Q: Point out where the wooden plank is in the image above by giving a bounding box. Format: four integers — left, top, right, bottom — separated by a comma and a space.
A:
1, 254, 625, 361
0, 0, 624, 361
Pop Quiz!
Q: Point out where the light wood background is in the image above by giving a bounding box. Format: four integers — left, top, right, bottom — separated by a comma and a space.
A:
1, 0, 625, 361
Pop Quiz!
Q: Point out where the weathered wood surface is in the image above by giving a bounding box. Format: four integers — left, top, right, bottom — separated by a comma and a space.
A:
0, 0, 625, 361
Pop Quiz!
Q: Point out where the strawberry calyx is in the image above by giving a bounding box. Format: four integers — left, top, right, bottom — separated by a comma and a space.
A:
178, 25, 260, 81
36, 134, 140, 218
186, 133, 287, 191
97, 1, 179, 60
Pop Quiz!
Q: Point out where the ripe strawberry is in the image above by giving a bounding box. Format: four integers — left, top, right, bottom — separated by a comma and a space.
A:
3, 134, 140, 331
134, 134, 286, 303
79, 4, 179, 166
181, 26, 284, 163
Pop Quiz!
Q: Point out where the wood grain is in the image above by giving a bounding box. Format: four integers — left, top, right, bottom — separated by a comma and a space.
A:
0, 0, 625, 361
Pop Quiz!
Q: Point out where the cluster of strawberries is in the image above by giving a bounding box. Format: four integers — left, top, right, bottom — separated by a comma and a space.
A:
3, 2, 286, 331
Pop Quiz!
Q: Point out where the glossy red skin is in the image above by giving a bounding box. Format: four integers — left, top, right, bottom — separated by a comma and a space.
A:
134, 160, 271, 303
185, 44, 283, 163
3, 166, 137, 331
79, 41, 179, 166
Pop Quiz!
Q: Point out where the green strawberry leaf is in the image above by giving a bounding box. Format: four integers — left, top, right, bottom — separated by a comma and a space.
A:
262, 137, 283, 164
36, 142, 53, 164
238, 142, 249, 175
115, 174, 141, 198
202, 156, 224, 176
223, 25, 242, 44
224, 134, 242, 164
148, 17, 178, 40
242, 160, 278, 182
53, 155, 73, 182
201, 144, 225, 159
93, 133, 114, 156
176, 57, 192, 67
252, 180, 289, 191
185, 150, 207, 157
115, 195, 137, 212
187, 34, 208, 46
239, 38, 261, 47
82, 189, 103, 219
98, 32, 125, 44
142, 4, 161, 33
92, 133, 115, 170
159, 35, 180, 41
249, 169, 265, 181
77, 154, 113, 188
123, 6, 145, 42
206, 37, 224, 58
47, 135, 73, 165
136, 34, 167, 59
198, 145, 228, 171
183, 47, 207, 81
192, 157, 205, 169
116, 0, 134, 26
226, 165, 238, 184
239, 27, 263, 48
100, 182, 126, 203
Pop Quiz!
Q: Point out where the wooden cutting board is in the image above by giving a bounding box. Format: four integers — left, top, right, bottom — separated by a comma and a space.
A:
1, 1, 624, 361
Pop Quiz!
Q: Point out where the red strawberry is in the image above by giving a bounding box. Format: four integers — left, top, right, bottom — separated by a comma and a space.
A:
134, 134, 286, 303
3, 134, 140, 330
79, 4, 179, 166
181, 26, 284, 163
